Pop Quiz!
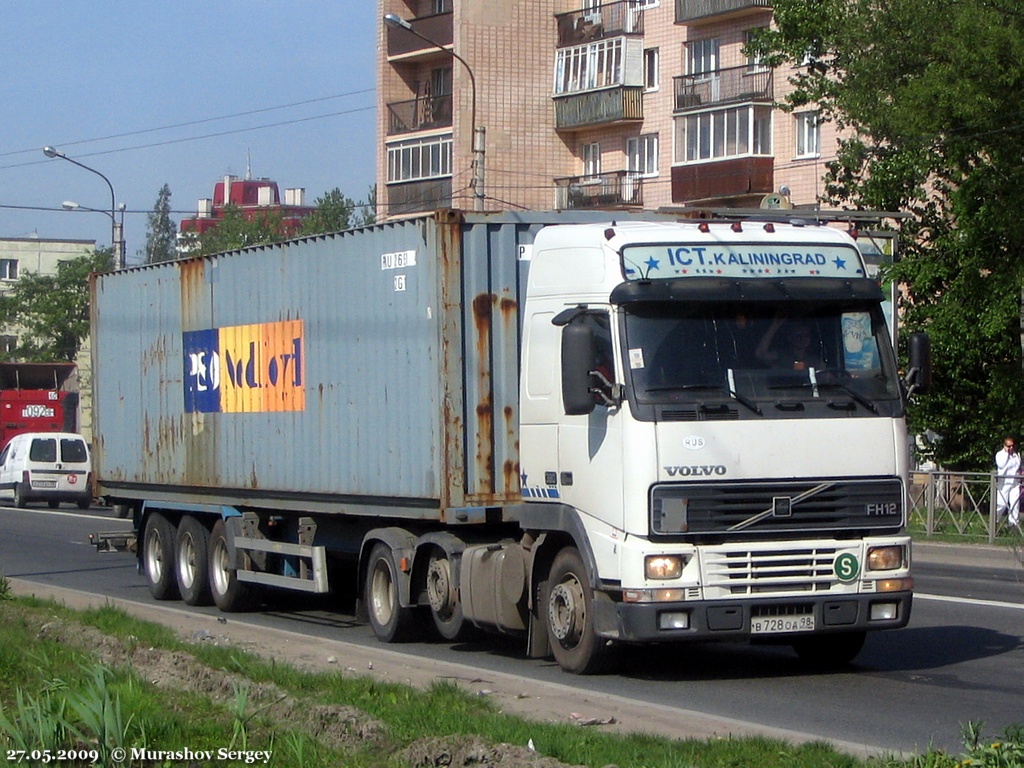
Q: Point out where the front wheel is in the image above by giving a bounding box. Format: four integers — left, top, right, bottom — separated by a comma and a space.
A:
365, 543, 416, 642
792, 631, 866, 667
208, 519, 259, 612
142, 512, 180, 601
546, 547, 615, 674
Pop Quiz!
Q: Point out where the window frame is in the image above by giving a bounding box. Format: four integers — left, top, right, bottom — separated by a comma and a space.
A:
627, 133, 659, 178
794, 111, 821, 159
386, 134, 453, 184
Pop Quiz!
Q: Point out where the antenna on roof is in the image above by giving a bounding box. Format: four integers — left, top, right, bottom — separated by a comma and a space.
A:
245, 149, 252, 181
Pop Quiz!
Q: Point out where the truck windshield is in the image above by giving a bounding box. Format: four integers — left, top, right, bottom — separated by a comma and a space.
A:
622, 301, 900, 408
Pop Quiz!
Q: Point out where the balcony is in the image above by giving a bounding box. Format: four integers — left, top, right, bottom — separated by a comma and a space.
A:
671, 156, 773, 202
555, 1, 645, 47
387, 94, 453, 136
554, 85, 644, 131
555, 171, 644, 210
387, 177, 453, 217
674, 65, 772, 112
676, 0, 772, 24
385, 11, 453, 59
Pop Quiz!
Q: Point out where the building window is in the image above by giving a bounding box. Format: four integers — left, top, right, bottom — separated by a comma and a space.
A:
644, 48, 659, 91
0, 259, 18, 281
0, 336, 15, 355
554, 38, 626, 94
795, 111, 820, 158
582, 142, 601, 179
627, 134, 659, 177
686, 38, 719, 76
387, 134, 453, 183
676, 105, 773, 163
745, 28, 769, 72
636, 0, 659, 6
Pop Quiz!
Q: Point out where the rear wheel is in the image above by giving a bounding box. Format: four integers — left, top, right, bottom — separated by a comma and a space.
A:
143, 512, 180, 600
425, 547, 469, 641
47, 500, 60, 509
76, 497, 91, 510
208, 519, 259, 612
13, 483, 28, 508
365, 543, 416, 642
175, 516, 213, 606
792, 631, 866, 667
546, 547, 615, 674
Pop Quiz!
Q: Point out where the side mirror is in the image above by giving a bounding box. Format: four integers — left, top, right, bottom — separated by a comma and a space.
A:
561, 323, 597, 416
905, 332, 931, 396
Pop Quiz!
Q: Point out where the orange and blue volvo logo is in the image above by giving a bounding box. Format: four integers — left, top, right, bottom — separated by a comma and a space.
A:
183, 320, 304, 413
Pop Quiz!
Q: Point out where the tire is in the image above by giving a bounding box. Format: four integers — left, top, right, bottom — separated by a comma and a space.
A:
47, 500, 60, 509
13, 483, 28, 508
76, 497, 91, 510
425, 547, 470, 641
175, 516, 213, 606
112, 504, 131, 519
792, 631, 866, 667
365, 542, 416, 642
208, 518, 259, 612
546, 547, 616, 674
142, 512, 180, 601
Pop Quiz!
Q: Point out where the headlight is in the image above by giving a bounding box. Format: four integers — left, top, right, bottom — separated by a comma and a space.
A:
645, 554, 684, 580
867, 545, 904, 571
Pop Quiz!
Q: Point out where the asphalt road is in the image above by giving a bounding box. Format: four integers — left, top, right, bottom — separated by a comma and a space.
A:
1, 503, 1021, 757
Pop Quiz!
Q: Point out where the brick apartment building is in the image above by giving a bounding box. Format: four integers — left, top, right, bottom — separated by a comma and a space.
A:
378, 0, 838, 219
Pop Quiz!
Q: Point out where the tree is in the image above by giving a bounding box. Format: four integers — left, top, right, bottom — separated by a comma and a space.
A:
0, 248, 115, 362
299, 185, 377, 236
142, 183, 178, 264
192, 206, 284, 257
748, 0, 1024, 469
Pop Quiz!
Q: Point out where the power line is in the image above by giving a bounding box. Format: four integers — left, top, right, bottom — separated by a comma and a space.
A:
0, 88, 376, 161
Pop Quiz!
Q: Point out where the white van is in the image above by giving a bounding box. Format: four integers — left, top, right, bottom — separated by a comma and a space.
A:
0, 432, 92, 509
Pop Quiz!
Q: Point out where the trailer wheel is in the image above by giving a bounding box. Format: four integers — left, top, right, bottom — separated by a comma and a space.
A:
13, 483, 28, 508
175, 516, 213, 606
143, 512, 180, 601
208, 519, 258, 612
425, 547, 469, 641
546, 547, 615, 674
792, 631, 866, 667
365, 543, 415, 642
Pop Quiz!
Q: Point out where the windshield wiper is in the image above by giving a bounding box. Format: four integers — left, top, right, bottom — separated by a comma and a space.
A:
645, 383, 762, 415
770, 381, 879, 414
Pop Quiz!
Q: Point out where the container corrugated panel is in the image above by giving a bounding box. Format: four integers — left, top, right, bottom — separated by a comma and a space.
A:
91, 209, 669, 519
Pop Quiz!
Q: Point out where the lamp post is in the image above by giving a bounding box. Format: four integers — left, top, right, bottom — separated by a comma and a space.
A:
43, 146, 125, 268
383, 13, 486, 211
62, 201, 126, 268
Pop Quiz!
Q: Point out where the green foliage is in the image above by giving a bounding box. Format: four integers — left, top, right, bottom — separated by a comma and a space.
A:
188, 205, 285, 257
299, 187, 375, 235
748, 0, 1024, 470
141, 183, 178, 264
0, 247, 114, 362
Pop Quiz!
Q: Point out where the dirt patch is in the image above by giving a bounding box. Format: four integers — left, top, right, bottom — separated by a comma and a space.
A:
399, 735, 588, 768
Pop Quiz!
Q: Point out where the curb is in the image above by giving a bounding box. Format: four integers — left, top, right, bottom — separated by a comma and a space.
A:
912, 540, 1021, 572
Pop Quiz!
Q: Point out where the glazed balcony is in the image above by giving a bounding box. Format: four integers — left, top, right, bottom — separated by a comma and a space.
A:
555, 1, 645, 47
676, 0, 772, 24
387, 94, 453, 136
386, 11, 453, 59
674, 65, 773, 112
671, 156, 773, 202
555, 171, 644, 210
554, 85, 644, 131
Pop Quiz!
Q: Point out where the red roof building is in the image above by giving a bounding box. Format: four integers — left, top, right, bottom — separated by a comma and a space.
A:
180, 174, 316, 237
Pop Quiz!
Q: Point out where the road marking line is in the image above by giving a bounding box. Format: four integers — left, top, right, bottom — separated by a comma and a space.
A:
915, 592, 1024, 611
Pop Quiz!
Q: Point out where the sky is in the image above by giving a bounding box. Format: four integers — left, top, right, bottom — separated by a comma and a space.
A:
0, 3, 378, 265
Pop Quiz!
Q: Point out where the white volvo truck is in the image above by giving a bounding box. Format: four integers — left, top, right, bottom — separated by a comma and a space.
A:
90, 210, 929, 674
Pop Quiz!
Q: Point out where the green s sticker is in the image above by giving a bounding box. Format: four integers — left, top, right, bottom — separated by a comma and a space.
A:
835, 553, 860, 583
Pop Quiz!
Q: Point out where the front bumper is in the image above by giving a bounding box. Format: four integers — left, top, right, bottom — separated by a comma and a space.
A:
594, 591, 912, 642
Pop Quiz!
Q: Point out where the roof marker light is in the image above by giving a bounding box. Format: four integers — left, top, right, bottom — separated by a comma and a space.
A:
848, 226, 860, 239
604, 227, 616, 240
731, 222, 743, 232
698, 222, 710, 233
763, 222, 775, 233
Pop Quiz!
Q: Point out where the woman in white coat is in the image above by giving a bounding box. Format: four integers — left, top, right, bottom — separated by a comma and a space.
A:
994, 437, 1021, 527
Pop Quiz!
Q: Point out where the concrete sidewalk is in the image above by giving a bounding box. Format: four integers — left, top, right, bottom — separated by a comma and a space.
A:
912, 539, 1021, 571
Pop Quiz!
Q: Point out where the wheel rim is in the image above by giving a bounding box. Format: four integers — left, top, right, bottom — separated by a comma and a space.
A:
211, 538, 231, 596
145, 529, 165, 584
426, 554, 454, 621
369, 557, 396, 627
178, 532, 197, 589
549, 574, 586, 647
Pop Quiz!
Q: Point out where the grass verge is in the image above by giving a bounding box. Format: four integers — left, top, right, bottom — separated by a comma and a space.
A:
0, 579, 1020, 768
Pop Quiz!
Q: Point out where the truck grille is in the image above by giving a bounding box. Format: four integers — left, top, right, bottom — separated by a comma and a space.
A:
650, 478, 903, 537
704, 546, 839, 597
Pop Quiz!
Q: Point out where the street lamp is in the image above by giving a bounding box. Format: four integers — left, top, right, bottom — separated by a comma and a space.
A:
383, 13, 486, 211
43, 146, 125, 268
62, 201, 126, 268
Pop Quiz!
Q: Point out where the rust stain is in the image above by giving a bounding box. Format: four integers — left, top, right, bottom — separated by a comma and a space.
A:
503, 459, 520, 495
475, 399, 494, 492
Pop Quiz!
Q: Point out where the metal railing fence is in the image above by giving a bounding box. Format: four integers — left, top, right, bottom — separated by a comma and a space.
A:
909, 470, 1022, 543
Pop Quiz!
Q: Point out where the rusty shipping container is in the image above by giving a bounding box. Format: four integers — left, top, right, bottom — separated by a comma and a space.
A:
90, 209, 653, 522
